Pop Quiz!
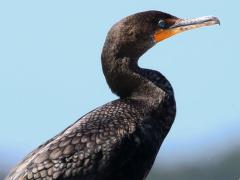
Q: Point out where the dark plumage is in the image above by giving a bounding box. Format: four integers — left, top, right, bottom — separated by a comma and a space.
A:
6, 10, 219, 180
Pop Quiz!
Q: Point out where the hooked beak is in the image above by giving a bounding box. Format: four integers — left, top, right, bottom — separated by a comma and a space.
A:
154, 16, 220, 42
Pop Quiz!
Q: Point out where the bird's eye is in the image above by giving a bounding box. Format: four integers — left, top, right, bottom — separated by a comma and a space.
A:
158, 20, 166, 28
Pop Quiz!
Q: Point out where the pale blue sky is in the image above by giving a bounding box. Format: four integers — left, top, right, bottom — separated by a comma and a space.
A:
0, 0, 239, 167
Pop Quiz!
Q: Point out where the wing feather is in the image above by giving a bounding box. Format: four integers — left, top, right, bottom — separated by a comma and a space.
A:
6, 99, 144, 180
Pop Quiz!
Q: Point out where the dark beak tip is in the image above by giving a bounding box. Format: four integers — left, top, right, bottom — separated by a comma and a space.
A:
213, 17, 221, 26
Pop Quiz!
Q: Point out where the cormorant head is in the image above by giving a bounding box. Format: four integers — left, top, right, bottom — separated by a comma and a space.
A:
103, 10, 220, 60
101, 11, 219, 98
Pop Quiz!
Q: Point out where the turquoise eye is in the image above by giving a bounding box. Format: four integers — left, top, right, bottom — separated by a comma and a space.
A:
158, 20, 166, 28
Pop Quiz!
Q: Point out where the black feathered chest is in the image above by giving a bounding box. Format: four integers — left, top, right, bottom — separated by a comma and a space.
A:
6, 98, 175, 180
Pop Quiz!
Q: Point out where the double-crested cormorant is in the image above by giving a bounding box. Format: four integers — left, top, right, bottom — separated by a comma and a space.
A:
6, 11, 219, 180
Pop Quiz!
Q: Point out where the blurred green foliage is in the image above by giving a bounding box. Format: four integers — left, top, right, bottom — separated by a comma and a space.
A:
147, 148, 240, 180
0, 172, 5, 180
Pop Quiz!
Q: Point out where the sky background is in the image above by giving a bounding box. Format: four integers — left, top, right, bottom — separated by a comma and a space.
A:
0, 0, 239, 170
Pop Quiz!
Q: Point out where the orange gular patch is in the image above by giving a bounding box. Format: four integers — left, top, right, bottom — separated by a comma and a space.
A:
153, 28, 181, 42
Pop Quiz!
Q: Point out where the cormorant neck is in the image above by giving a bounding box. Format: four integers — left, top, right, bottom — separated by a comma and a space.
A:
101, 49, 173, 109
